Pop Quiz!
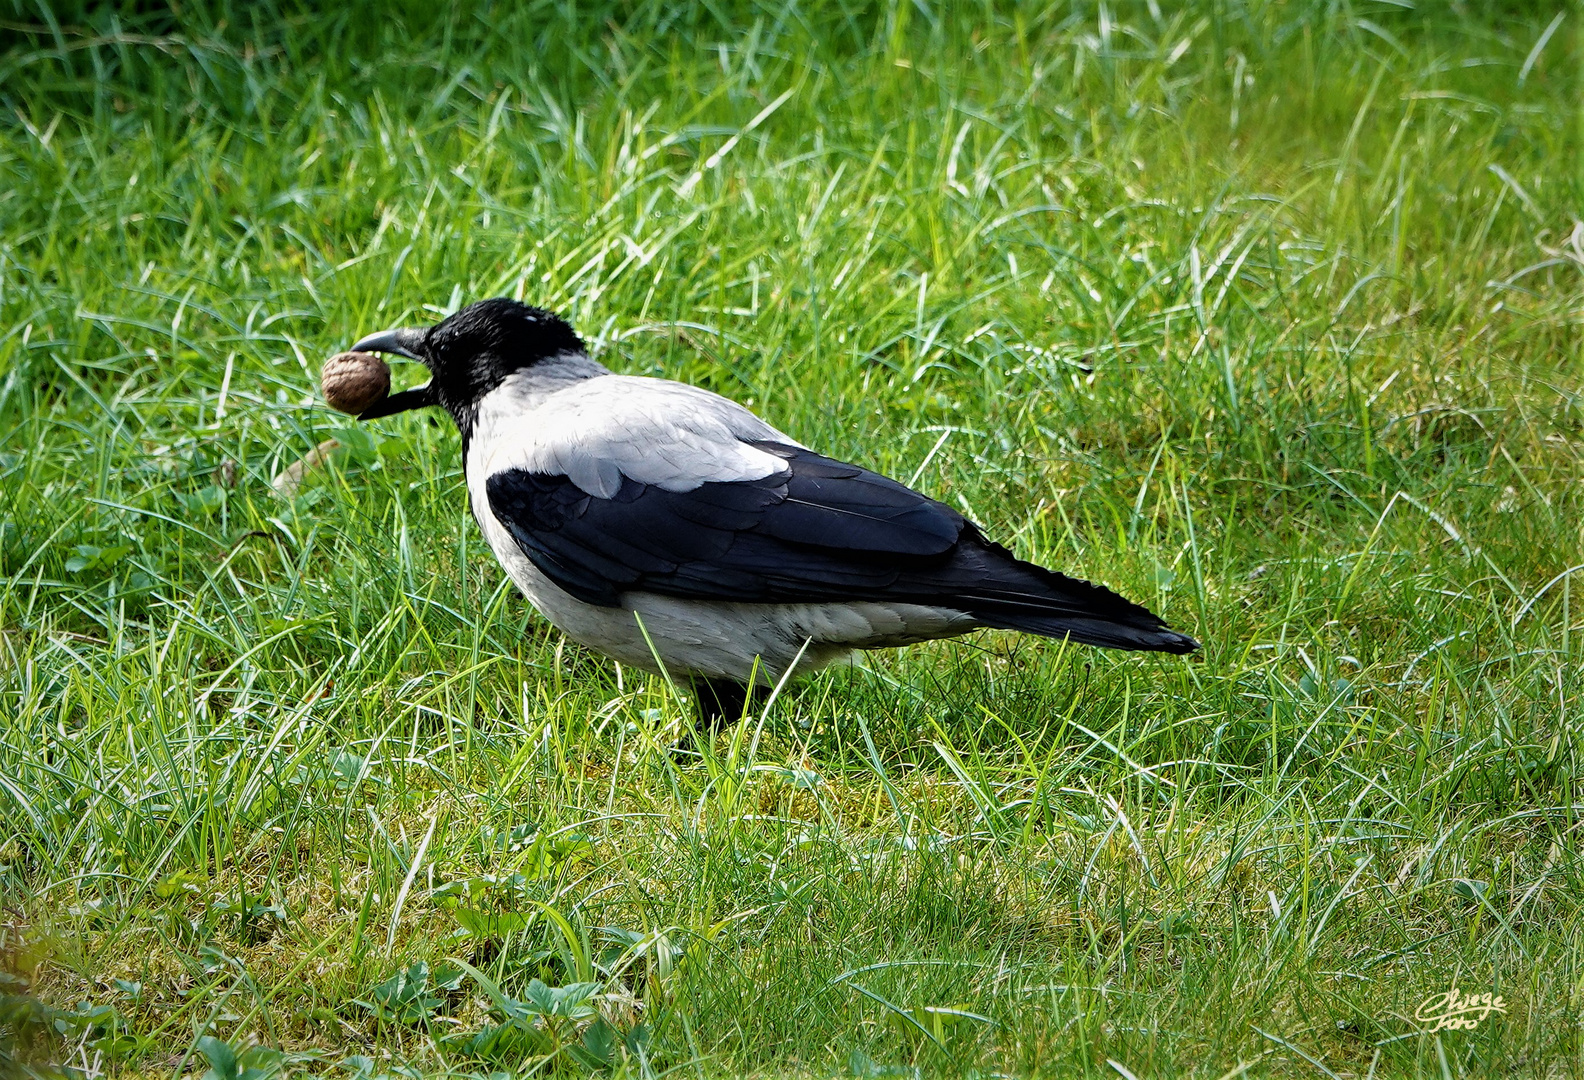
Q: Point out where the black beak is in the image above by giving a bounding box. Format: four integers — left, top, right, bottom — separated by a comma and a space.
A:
358, 385, 437, 420
350, 328, 426, 360
348, 328, 435, 420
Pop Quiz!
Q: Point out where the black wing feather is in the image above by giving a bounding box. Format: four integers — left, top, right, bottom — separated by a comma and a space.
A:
485, 442, 1195, 653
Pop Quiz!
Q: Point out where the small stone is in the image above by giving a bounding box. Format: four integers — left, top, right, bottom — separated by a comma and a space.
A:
321, 352, 391, 415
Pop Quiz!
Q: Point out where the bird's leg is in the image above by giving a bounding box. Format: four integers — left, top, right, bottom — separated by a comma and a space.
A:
690, 677, 760, 732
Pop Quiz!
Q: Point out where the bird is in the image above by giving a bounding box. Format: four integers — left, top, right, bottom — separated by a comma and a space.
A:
349, 298, 1197, 727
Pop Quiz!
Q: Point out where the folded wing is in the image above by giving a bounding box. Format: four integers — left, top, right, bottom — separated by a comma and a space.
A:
485, 441, 1195, 654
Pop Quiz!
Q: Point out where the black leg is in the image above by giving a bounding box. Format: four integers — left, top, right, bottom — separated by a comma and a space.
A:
690, 677, 760, 731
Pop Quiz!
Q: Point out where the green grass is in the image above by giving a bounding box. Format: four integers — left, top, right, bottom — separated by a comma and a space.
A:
1, 1, 1581, 1076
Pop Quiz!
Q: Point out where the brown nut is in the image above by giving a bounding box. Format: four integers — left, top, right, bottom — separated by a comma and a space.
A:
321, 351, 391, 415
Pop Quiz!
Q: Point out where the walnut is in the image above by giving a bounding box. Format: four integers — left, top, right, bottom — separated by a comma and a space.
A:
321, 351, 391, 415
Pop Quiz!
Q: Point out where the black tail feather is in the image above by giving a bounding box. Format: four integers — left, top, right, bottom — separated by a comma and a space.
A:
907, 532, 1199, 654
974, 609, 1199, 653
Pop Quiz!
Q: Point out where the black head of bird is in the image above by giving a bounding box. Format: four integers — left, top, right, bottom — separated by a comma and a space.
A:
350, 299, 584, 426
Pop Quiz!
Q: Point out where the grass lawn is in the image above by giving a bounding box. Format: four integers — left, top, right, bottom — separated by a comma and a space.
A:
2, 1, 1582, 1076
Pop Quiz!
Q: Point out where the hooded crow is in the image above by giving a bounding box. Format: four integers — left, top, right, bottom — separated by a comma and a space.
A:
349, 298, 1197, 725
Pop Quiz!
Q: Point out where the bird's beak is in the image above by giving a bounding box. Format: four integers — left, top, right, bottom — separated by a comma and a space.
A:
348, 327, 435, 420
350, 328, 427, 361
357, 385, 437, 420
